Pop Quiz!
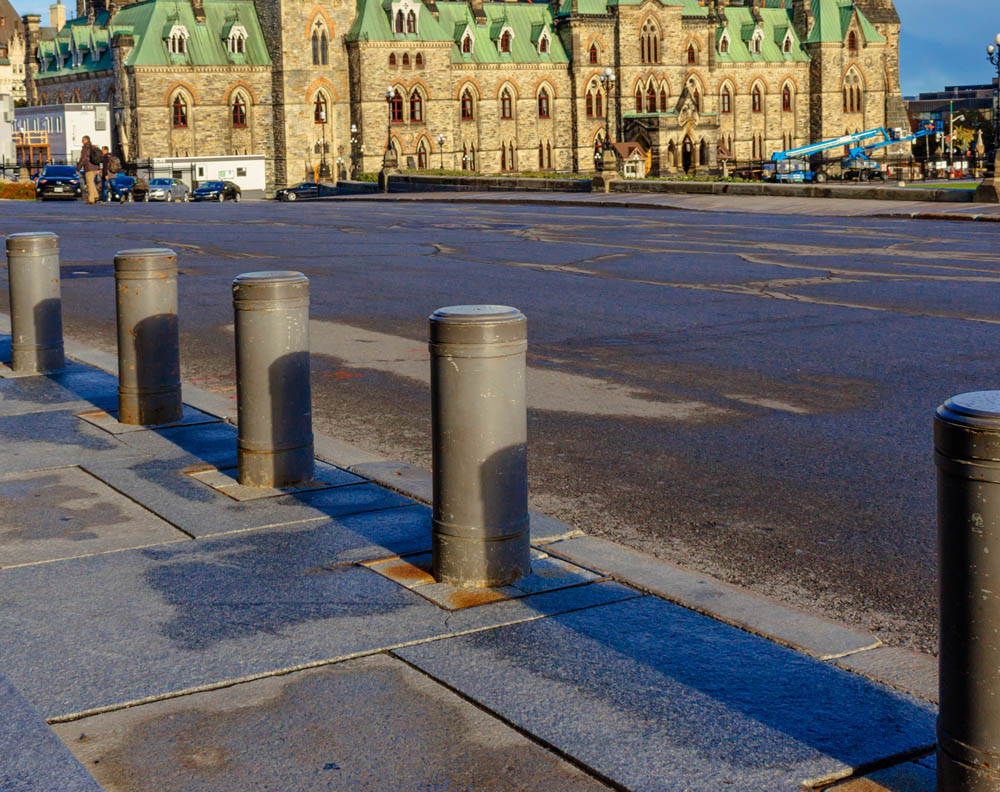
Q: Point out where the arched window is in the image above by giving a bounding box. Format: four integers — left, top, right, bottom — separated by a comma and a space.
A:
462, 35, 472, 53
646, 84, 656, 113
417, 140, 427, 168
595, 90, 602, 117
395, 10, 404, 33
721, 85, 731, 114
848, 31, 857, 52
320, 31, 328, 64
687, 44, 696, 64
693, 89, 700, 111
406, 10, 416, 33
169, 31, 187, 55
752, 85, 762, 113
391, 89, 403, 122
538, 142, 544, 167
640, 20, 659, 64
719, 35, 728, 54
509, 142, 515, 170
782, 84, 791, 112
539, 35, 548, 54
635, 88, 642, 112
229, 29, 246, 55
462, 143, 468, 170
589, 43, 598, 64
461, 89, 474, 120
171, 95, 187, 128
389, 52, 397, 66
410, 89, 422, 122
546, 141, 552, 169
659, 88, 667, 113
470, 144, 476, 169
538, 88, 549, 119
232, 94, 246, 127
415, 52, 423, 67
314, 93, 327, 123
500, 88, 512, 119
783, 35, 791, 53
402, 52, 410, 67
586, 91, 593, 118
500, 31, 511, 53
501, 144, 507, 171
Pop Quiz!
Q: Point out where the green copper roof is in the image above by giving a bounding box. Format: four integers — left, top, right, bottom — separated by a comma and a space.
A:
804, 0, 885, 44
347, 0, 568, 64
35, 0, 269, 80
715, 6, 808, 63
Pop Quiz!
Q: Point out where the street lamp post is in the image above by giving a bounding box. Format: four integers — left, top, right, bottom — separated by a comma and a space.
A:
975, 33, 1000, 202
597, 66, 616, 173
383, 86, 397, 170
350, 123, 359, 178
317, 107, 331, 179
436, 133, 446, 170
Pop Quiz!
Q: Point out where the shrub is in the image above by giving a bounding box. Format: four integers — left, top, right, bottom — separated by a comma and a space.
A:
0, 181, 36, 200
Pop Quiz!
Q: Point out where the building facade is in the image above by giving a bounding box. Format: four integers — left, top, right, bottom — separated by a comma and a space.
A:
1, 0, 26, 103
21, 0, 907, 188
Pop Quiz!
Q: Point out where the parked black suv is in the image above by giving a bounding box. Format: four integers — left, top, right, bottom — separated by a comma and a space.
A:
35, 165, 82, 201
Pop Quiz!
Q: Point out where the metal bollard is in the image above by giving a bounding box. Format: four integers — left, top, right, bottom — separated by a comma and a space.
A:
232, 271, 313, 487
935, 391, 1000, 791
5, 231, 64, 373
429, 305, 530, 587
114, 248, 182, 426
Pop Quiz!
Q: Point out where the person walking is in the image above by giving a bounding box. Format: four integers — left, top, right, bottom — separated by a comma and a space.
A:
100, 145, 111, 202
77, 136, 102, 205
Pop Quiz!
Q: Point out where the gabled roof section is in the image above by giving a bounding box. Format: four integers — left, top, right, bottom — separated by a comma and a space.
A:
0, 0, 24, 45
715, 5, 808, 63
804, 0, 885, 44
34, 0, 270, 79
349, 0, 567, 64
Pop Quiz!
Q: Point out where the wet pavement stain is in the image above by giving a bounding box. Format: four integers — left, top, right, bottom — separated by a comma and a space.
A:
58, 655, 611, 791
0, 473, 127, 543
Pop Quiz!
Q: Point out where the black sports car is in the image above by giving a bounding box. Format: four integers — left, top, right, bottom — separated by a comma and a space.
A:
35, 165, 82, 200
274, 181, 336, 201
191, 180, 242, 202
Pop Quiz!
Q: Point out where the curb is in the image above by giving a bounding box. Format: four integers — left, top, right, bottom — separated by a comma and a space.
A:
327, 193, 1000, 223
30, 316, 938, 709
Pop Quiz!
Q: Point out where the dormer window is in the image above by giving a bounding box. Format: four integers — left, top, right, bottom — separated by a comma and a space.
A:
538, 31, 550, 54
462, 34, 472, 53
167, 25, 189, 55
750, 29, 763, 55
719, 32, 729, 54
783, 31, 793, 53
499, 29, 512, 54
391, 0, 418, 36
848, 30, 858, 52
228, 24, 248, 55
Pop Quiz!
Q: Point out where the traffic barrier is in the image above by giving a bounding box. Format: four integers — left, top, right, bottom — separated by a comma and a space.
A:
114, 248, 182, 425
5, 232, 64, 373
935, 391, 1000, 791
429, 305, 530, 587
232, 271, 313, 487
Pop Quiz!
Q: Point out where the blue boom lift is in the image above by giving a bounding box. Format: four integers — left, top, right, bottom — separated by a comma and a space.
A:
766, 124, 935, 183
840, 121, 937, 181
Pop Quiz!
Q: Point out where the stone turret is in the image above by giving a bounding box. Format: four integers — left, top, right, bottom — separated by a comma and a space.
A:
792, 0, 812, 41
20, 13, 40, 105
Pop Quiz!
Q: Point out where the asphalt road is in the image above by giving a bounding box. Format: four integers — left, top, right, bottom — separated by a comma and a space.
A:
3, 197, 998, 653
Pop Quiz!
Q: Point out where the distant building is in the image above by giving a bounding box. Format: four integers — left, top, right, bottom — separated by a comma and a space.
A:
904, 80, 996, 130
0, 93, 14, 166
13, 102, 111, 168
0, 0, 26, 103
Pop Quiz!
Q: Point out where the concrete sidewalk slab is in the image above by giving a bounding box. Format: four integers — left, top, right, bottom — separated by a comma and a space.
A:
0, 516, 637, 716
0, 363, 119, 417
0, 465, 187, 568
396, 596, 936, 792
0, 408, 125, 475
76, 404, 221, 435
53, 654, 613, 792
0, 674, 103, 792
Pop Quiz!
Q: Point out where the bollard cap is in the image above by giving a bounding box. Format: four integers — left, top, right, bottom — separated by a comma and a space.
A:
232, 271, 309, 303
6, 231, 58, 255
935, 391, 1000, 462
429, 305, 526, 346
114, 248, 177, 273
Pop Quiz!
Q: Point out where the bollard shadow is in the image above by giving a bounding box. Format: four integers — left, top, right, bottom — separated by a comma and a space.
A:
263, 348, 313, 487
127, 313, 180, 426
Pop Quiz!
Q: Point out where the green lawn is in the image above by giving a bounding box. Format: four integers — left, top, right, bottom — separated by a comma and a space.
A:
901, 181, 978, 190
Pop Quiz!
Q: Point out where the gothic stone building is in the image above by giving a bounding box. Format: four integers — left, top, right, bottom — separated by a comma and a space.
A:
21, 0, 907, 188
1, 0, 26, 103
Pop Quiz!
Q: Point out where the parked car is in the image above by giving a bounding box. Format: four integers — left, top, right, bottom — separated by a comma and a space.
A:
35, 165, 82, 200
103, 174, 150, 203
275, 181, 336, 201
147, 177, 190, 202
191, 180, 241, 202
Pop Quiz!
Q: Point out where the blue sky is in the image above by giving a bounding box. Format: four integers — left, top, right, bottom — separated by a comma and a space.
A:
10, 0, 1000, 98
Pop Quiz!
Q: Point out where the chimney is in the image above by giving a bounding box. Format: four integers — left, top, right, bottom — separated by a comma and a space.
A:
468, 0, 486, 25
21, 14, 41, 106
792, 0, 813, 41
49, 1, 65, 30
191, 0, 205, 23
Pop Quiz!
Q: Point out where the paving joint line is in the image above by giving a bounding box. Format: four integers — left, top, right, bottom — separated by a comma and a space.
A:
819, 641, 885, 663
44, 589, 645, 725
